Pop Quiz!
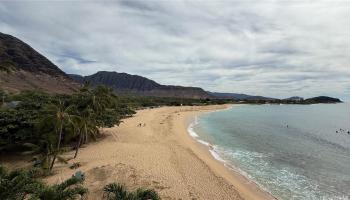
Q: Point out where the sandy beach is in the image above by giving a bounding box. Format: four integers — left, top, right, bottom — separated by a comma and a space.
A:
40, 105, 275, 200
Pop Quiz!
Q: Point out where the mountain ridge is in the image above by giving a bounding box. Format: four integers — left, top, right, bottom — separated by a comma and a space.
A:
0, 32, 66, 77
0, 32, 343, 102
69, 71, 211, 99
209, 92, 277, 100
0, 32, 78, 94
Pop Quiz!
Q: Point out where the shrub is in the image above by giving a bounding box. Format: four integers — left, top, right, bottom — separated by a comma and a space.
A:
0, 165, 88, 200
103, 182, 160, 200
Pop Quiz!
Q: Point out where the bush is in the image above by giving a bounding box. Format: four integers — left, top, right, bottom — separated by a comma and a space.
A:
0, 165, 88, 200
103, 182, 160, 200
134, 188, 161, 200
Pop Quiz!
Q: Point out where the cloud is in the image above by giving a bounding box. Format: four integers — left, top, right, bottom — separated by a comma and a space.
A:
0, 0, 349, 100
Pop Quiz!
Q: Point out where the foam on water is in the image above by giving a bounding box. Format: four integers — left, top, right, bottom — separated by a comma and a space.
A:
187, 116, 199, 138
197, 139, 210, 146
208, 141, 349, 200
187, 104, 350, 200
209, 147, 226, 163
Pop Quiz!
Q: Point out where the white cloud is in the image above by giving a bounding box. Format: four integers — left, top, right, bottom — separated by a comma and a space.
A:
0, 0, 349, 100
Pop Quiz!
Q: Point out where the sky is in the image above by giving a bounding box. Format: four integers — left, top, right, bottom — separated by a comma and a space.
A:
0, 0, 349, 100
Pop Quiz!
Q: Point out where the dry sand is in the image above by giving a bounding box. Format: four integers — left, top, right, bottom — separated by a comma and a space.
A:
42, 105, 275, 200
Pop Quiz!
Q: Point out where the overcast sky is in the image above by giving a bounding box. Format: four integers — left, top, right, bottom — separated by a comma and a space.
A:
0, 0, 349, 100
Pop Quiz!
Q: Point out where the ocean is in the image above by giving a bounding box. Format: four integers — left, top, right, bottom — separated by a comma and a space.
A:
189, 103, 350, 200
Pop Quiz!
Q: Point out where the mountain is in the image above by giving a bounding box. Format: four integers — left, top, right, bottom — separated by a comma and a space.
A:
69, 71, 211, 99
0, 32, 78, 94
209, 92, 276, 100
304, 96, 342, 104
0, 33, 343, 102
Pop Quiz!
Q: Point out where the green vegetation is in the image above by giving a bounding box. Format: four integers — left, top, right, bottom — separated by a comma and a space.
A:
0, 86, 228, 199
0, 165, 161, 200
0, 86, 135, 172
0, 86, 228, 173
117, 96, 231, 108
0, 165, 87, 200
104, 183, 160, 200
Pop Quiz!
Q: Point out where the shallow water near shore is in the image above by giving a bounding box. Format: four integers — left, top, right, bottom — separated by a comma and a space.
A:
190, 103, 350, 200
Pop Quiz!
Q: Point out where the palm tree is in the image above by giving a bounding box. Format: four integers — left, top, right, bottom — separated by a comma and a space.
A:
22, 141, 67, 174
82, 86, 114, 114
73, 108, 99, 159
91, 86, 114, 114
42, 100, 75, 171
71, 86, 116, 158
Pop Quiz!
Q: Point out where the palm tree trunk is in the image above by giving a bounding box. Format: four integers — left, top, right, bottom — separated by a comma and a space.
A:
74, 132, 82, 158
57, 123, 63, 150
50, 154, 56, 171
83, 124, 88, 144
50, 122, 63, 170
84, 124, 88, 143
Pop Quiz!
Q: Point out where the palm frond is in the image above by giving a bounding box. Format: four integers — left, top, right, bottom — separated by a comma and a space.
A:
56, 176, 82, 191
103, 183, 130, 200
134, 188, 160, 200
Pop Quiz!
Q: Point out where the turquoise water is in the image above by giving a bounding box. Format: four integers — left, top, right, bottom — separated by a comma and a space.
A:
191, 103, 350, 200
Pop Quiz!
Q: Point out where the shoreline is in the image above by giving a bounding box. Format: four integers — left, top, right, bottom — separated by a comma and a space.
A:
184, 105, 277, 200
180, 105, 276, 200
2, 105, 275, 199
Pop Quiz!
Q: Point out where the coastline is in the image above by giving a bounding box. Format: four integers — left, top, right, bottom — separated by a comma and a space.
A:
4, 105, 275, 199
180, 105, 276, 200
184, 105, 277, 200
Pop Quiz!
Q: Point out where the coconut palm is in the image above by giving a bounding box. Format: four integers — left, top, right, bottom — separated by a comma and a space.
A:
41, 100, 76, 170
72, 86, 116, 158
22, 141, 67, 174
91, 86, 114, 114
79, 86, 114, 117
73, 108, 99, 159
